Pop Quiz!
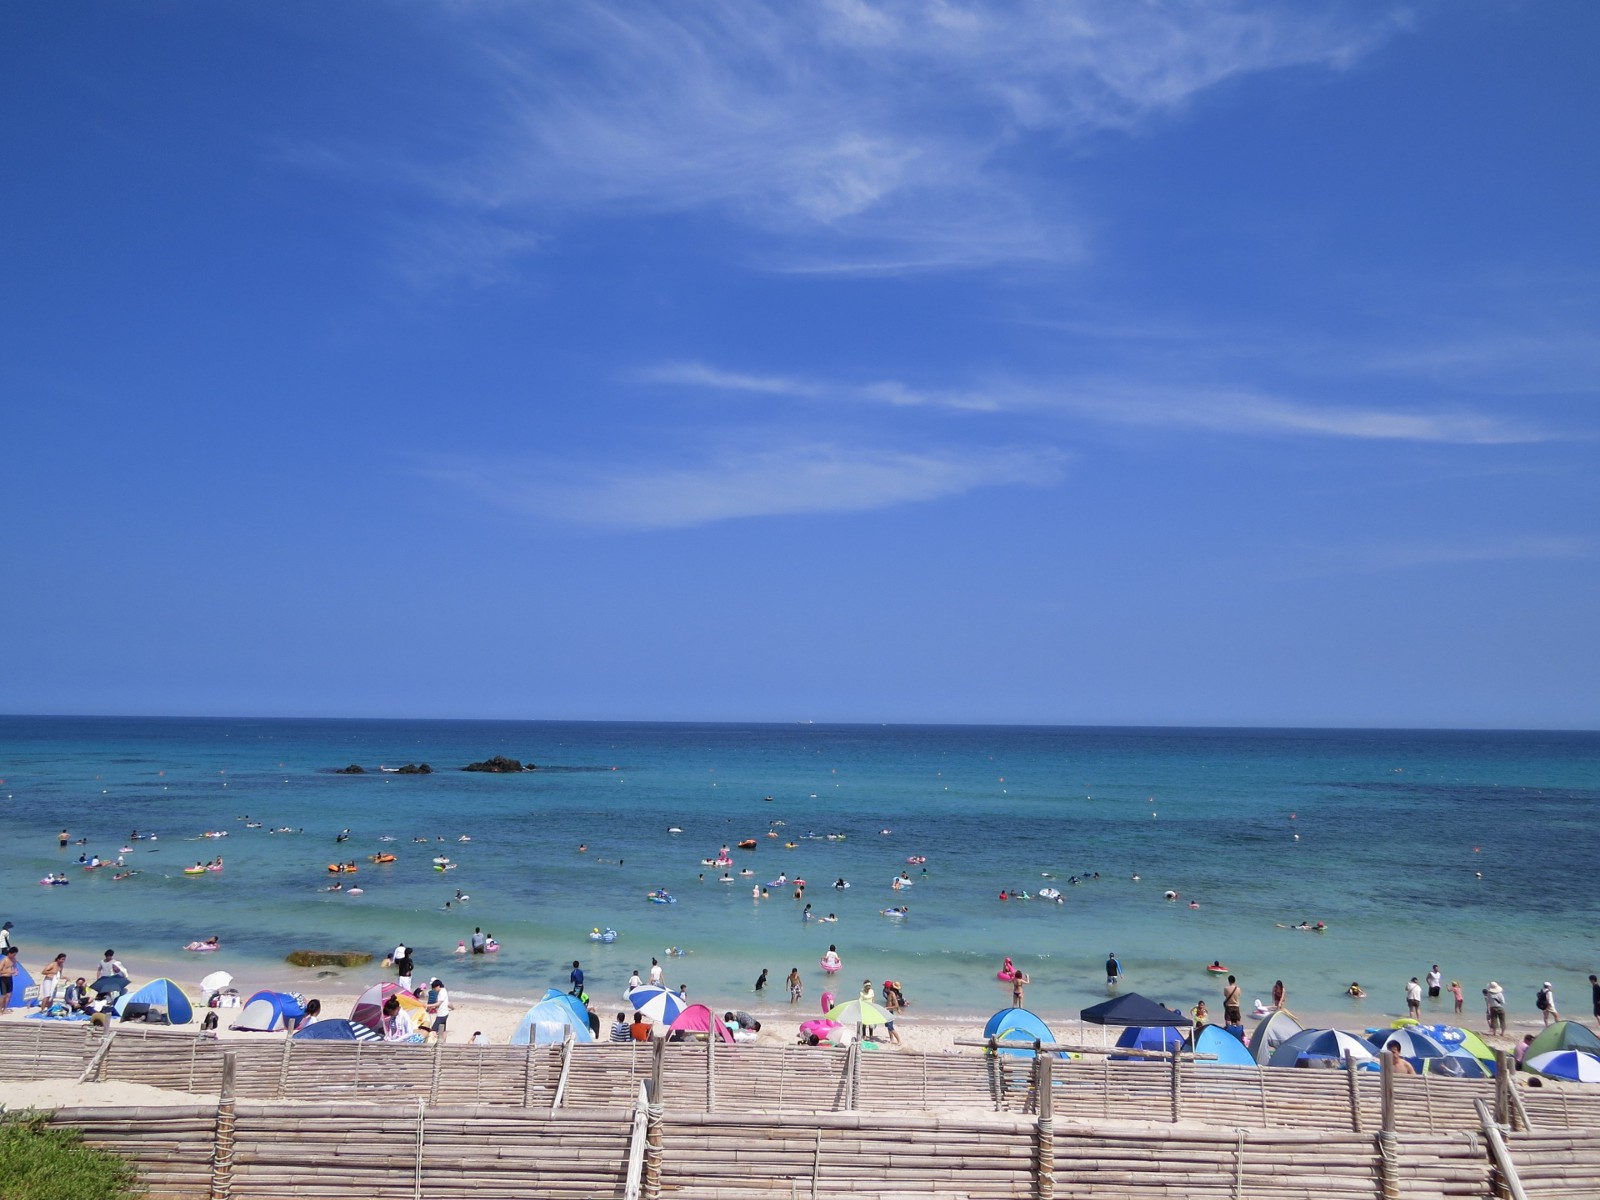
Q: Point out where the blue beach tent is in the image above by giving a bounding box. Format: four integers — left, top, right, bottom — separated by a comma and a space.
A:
231, 990, 306, 1032
982, 1007, 1068, 1059
1111, 1025, 1187, 1060
8, 960, 37, 1008
114, 978, 194, 1025
1188, 1024, 1256, 1067
511, 990, 594, 1045
293, 1018, 381, 1042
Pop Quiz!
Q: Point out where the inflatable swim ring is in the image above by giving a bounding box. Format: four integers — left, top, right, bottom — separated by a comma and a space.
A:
820, 956, 841, 973
370, 853, 396, 864
1206, 964, 1229, 974
185, 867, 208, 876
737, 839, 758, 850
906, 856, 927, 864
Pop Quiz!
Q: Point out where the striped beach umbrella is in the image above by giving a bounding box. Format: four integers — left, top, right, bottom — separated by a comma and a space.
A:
1525, 1051, 1600, 1083
626, 985, 688, 1025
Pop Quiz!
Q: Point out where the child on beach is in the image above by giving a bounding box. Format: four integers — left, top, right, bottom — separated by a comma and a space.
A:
788, 967, 803, 1003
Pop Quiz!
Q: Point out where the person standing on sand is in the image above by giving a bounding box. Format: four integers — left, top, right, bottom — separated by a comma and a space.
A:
1011, 970, 1028, 1009
1484, 982, 1507, 1035
39, 953, 66, 1009
427, 979, 451, 1043
1405, 977, 1422, 1019
0, 948, 17, 1015
1538, 981, 1559, 1025
1222, 976, 1242, 1026
1271, 979, 1286, 1011
1191, 999, 1209, 1030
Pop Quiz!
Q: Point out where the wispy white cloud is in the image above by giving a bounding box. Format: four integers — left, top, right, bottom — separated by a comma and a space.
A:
639, 361, 1004, 411
1300, 535, 1595, 577
639, 360, 1553, 444
366, 0, 1406, 275
422, 441, 1064, 530
1061, 385, 1552, 445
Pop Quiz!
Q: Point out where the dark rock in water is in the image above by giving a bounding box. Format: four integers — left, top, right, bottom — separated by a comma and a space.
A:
334, 764, 366, 775
286, 950, 373, 968
462, 755, 536, 773
395, 763, 433, 775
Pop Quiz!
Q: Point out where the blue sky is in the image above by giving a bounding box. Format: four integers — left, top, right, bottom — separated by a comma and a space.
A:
2, 1, 1595, 727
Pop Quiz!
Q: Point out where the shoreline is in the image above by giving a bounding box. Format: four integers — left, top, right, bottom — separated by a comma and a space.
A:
6, 933, 1552, 1057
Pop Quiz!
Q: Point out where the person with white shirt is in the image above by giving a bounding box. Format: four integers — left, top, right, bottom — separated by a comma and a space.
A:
648, 958, 663, 986
427, 978, 451, 1043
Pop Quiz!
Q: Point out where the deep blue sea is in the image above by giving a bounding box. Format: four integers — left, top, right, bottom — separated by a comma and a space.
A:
2, 717, 1596, 1027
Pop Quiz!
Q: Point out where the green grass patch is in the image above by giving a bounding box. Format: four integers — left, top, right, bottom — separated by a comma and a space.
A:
0, 1111, 144, 1200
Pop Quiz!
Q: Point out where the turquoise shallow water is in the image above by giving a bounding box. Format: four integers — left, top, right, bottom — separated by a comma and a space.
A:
2, 717, 1597, 1027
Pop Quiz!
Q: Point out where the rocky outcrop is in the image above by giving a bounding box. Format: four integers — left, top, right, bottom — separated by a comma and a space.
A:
334, 764, 366, 775
462, 755, 535, 773
285, 950, 373, 968
394, 763, 433, 775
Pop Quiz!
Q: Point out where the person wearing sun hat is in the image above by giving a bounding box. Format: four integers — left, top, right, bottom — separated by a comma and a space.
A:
1483, 981, 1507, 1035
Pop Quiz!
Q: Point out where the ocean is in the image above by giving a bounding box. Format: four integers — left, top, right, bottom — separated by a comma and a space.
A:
2, 717, 1596, 1026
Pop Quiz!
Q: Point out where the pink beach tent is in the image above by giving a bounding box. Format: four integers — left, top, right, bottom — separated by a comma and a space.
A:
349, 981, 427, 1034
666, 1003, 735, 1043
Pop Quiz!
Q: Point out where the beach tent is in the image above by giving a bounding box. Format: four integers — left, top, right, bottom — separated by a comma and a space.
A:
1248, 1010, 1305, 1065
1111, 1025, 1186, 1061
1523, 1020, 1600, 1063
113, 978, 194, 1026
512, 990, 594, 1045
293, 1018, 381, 1042
982, 1008, 1069, 1059
7, 960, 37, 1008
1080, 993, 1191, 1028
1268, 1028, 1375, 1069
350, 982, 427, 1034
1188, 1024, 1256, 1067
1524, 1051, 1600, 1083
1411, 1024, 1497, 1066
1370, 1028, 1491, 1078
231, 990, 306, 1033
667, 1004, 735, 1044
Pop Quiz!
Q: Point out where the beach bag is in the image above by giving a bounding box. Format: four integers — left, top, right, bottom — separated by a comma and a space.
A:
1536, 990, 1549, 1010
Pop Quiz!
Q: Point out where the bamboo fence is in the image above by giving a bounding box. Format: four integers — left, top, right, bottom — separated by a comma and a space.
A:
10, 1021, 1600, 1140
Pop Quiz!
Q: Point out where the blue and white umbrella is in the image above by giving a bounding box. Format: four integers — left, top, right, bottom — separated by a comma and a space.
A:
1525, 1051, 1600, 1083
1268, 1028, 1376, 1068
626, 985, 688, 1025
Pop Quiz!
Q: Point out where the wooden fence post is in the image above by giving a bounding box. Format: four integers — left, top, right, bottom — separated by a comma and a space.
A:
1344, 1053, 1362, 1132
1168, 1046, 1181, 1124
1033, 1051, 1054, 1200
1476, 1097, 1530, 1200
208, 1050, 236, 1200
642, 1089, 665, 1200
1376, 1051, 1399, 1200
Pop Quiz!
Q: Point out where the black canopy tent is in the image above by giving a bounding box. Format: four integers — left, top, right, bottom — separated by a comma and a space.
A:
1080, 992, 1191, 1028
